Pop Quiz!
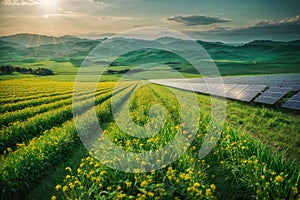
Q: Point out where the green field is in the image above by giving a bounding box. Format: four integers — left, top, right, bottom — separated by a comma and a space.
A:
0, 79, 299, 200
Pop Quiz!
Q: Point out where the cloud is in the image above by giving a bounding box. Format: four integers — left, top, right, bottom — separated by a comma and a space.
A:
0, 0, 40, 6
186, 14, 300, 41
228, 14, 300, 34
88, 0, 104, 4
0, 0, 106, 6
167, 15, 230, 26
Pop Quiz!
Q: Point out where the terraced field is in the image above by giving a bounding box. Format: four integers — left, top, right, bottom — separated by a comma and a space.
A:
0, 79, 299, 200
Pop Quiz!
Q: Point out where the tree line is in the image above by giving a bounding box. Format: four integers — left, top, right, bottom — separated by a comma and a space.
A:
0, 65, 54, 76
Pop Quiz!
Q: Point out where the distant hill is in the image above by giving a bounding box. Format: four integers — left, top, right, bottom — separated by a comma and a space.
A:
0, 33, 84, 47
0, 40, 25, 49
155, 37, 185, 44
243, 39, 300, 47
0, 33, 299, 76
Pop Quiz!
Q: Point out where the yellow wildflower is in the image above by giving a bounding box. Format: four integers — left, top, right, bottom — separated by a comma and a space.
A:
63, 185, 68, 192
194, 182, 200, 187
55, 185, 62, 191
69, 183, 74, 189
275, 175, 283, 183
117, 192, 126, 199
184, 174, 190, 181
126, 181, 132, 188
100, 171, 106, 176
210, 184, 216, 191
147, 192, 154, 197
141, 180, 148, 187
65, 167, 72, 172
292, 186, 298, 194
205, 188, 212, 196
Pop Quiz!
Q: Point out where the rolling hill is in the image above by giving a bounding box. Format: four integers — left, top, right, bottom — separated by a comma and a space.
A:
0, 33, 299, 77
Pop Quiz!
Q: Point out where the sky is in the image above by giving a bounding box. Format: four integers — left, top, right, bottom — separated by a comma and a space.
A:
0, 0, 300, 42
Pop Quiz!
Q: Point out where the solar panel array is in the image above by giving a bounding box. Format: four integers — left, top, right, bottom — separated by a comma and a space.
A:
282, 92, 300, 110
149, 73, 300, 110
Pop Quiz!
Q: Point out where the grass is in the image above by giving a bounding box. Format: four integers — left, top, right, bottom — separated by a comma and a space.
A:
0, 72, 35, 80
194, 92, 300, 162
25, 143, 88, 200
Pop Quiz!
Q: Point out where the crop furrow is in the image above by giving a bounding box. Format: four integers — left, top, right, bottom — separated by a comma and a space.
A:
0, 88, 117, 153
0, 90, 72, 104
0, 87, 113, 128
0, 90, 94, 113
0, 84, 136, 199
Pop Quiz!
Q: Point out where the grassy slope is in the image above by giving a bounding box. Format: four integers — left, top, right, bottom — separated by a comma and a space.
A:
1, 38, 300, 81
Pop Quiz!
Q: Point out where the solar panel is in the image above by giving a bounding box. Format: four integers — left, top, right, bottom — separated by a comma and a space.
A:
262, 92, 288, 98
282, 100, 300, 110
254, 96, 281, 104
288, 92, 300, 101
223, 84, 238, 92
235, 90, 261, 102
289, 85, 300, 91
233, 84, 267, 102
254, 86, 291, 104
226, 85, 249, 99
245, 85, 267, 91
192, 84, 208, 93
206, 85, 221, 94
265, 87, 291, 93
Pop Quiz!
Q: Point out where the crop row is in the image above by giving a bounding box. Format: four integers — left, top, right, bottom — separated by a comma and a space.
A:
0, 91, 81, 113
0, 90, 72, 104
0, 80, 74, 96
55, 84, 299, 199
0, 85, 123, 153
0, 87, 71, 99
0, 87, 113, 127
0, 83, 136, 199
54, 83, 213, 199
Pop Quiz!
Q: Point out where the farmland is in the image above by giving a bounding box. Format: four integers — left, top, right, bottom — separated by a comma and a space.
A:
0, 79, 299, 200
2, 0, 300, 199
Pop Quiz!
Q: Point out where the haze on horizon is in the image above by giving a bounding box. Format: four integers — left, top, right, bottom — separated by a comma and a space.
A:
0, 0, 300, 42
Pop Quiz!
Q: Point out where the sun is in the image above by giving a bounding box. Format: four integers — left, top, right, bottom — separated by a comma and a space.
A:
39, 0, 57, 9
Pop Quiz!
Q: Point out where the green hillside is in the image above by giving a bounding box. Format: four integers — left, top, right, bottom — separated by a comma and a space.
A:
0, 34, 299, 81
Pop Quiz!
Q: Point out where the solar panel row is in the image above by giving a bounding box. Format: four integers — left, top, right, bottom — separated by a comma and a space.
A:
188, 73, 300, 86
150, 80, 267, 102
149, 73, 300, 110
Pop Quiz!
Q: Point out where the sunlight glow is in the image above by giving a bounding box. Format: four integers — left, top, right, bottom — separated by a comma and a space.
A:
39, 0, 58, 9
